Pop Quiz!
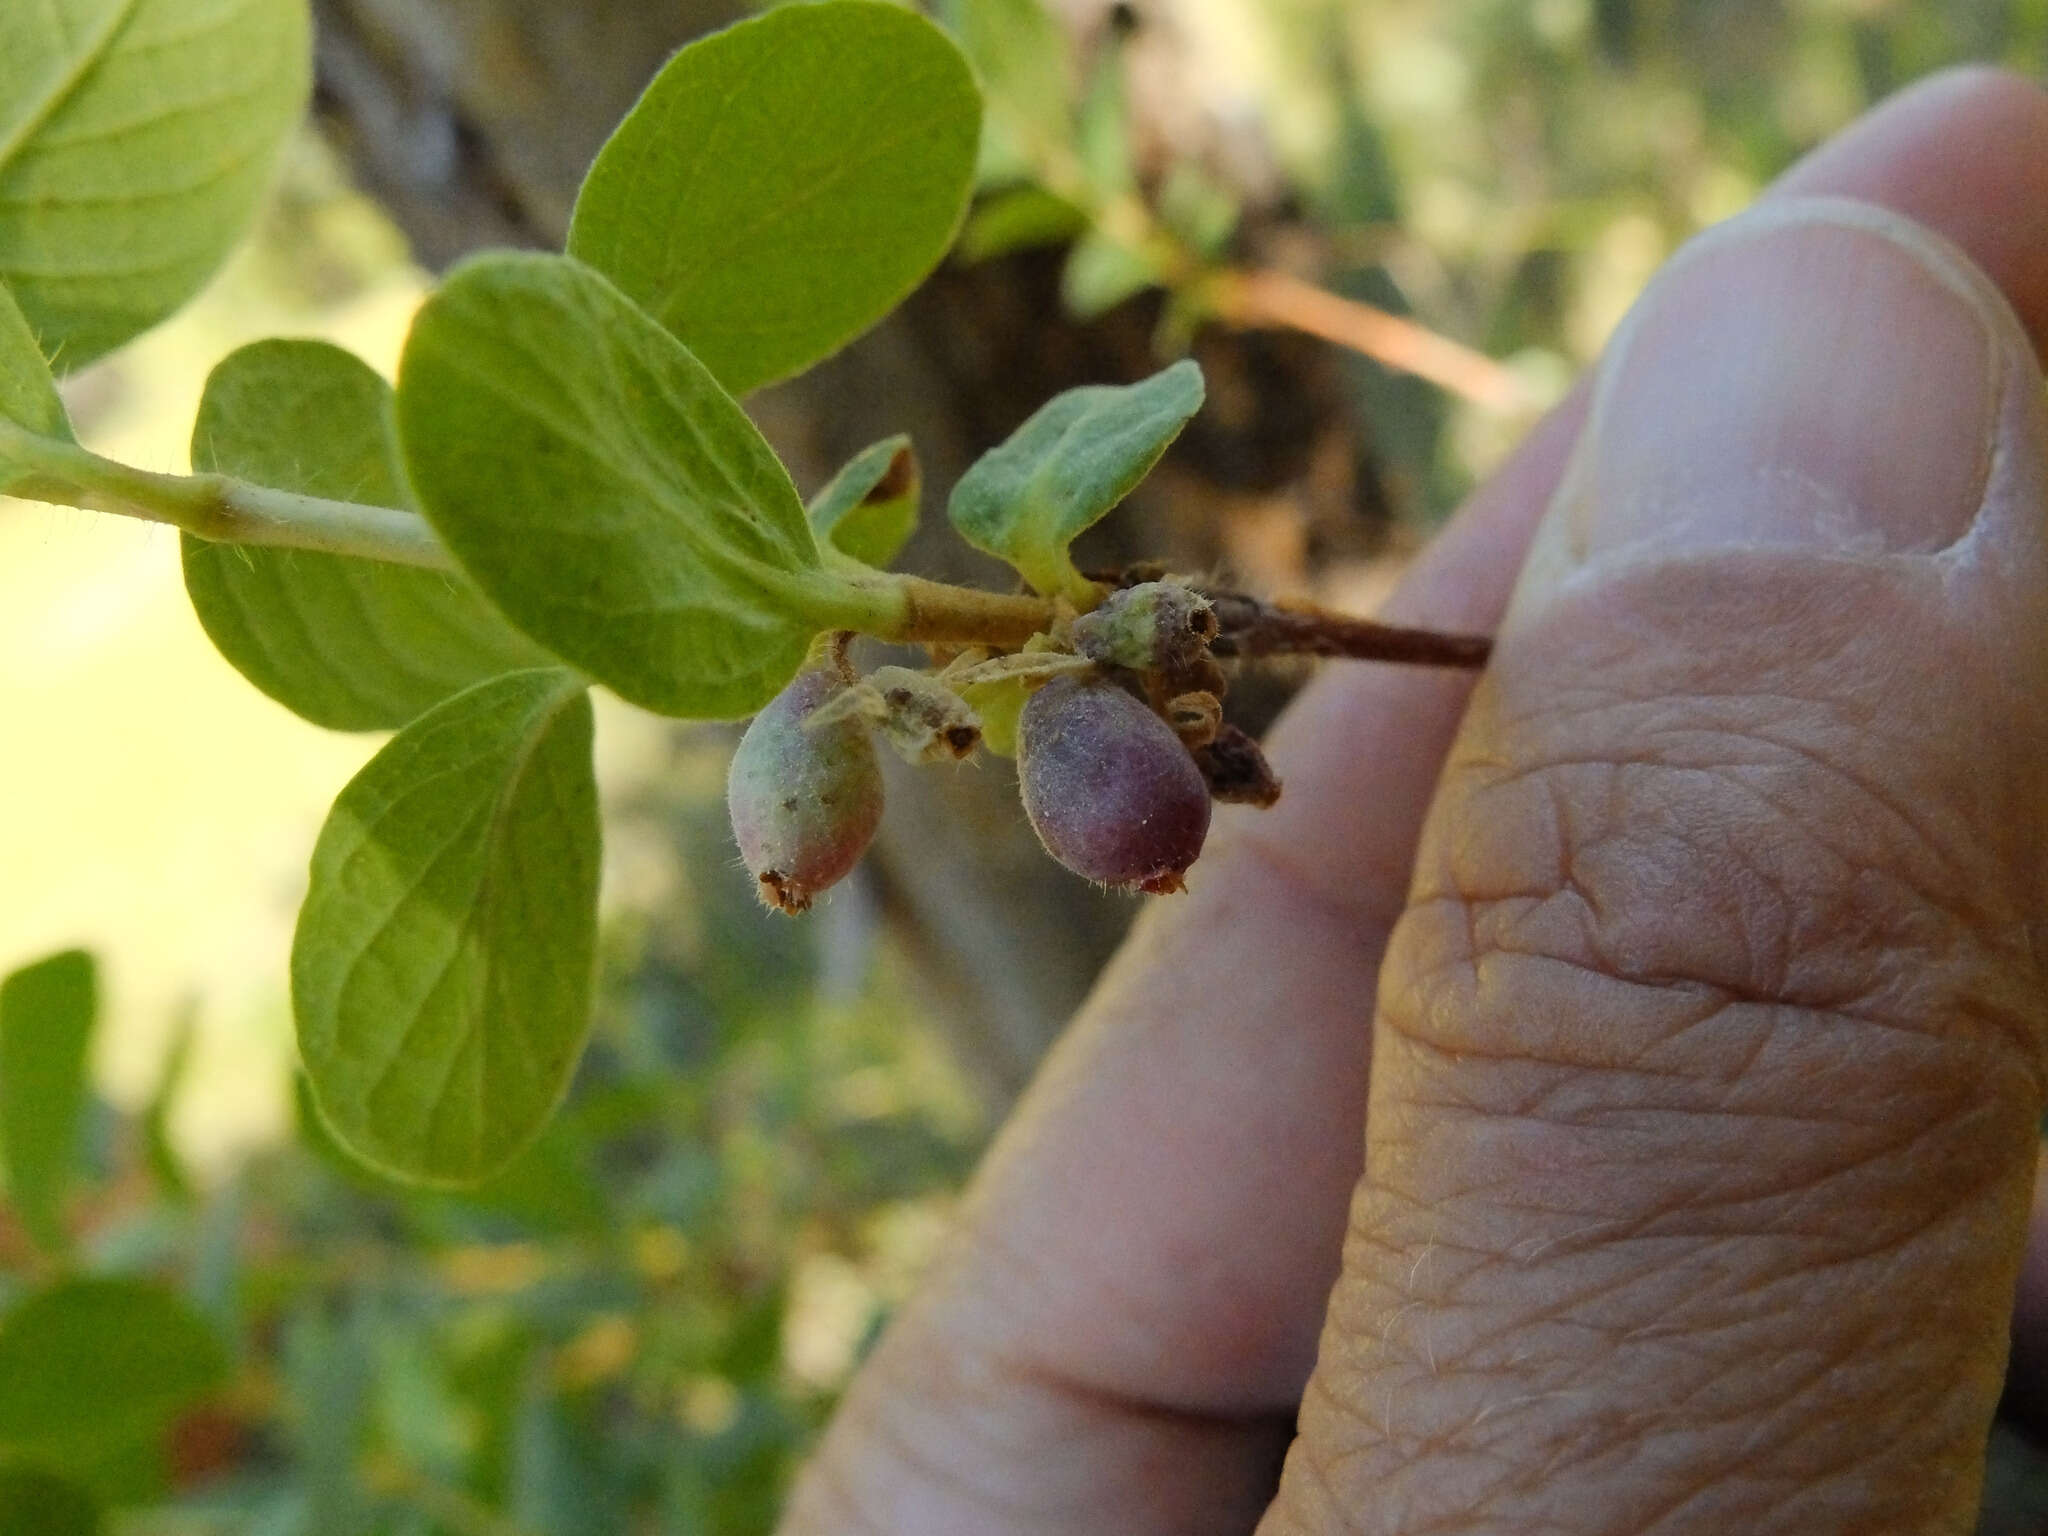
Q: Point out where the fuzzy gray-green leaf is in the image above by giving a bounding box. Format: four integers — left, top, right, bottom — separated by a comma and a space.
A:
807, 436, 920, 569
292, 668, 600, 1186
396, 252, 848, 720
0, 0, 311, 368
947, 358, 1203, 597
567, 1, 979, 396
183, 338, 552, 732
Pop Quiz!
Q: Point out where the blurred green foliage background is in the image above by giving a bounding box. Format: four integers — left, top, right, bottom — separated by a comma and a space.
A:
2, 0, 2046, 1531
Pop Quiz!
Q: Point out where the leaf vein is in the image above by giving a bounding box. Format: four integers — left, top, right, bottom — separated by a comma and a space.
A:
16, 79, 277, 157
0, 0, 144, 177
0, 137, 267, 210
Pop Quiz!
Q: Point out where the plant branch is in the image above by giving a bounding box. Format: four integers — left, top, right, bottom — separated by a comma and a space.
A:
865, 571, 1072, 649
1205, 589, 1492, 669
1205, 267, 1530, 413
1, 421, 456, 570
2, 421, 1490, 667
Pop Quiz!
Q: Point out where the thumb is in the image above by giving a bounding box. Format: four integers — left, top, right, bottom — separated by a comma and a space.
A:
1265, 198, 2048, 1534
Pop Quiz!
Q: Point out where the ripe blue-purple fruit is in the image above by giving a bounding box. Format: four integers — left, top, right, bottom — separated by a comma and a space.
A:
727, 667, 884, 914
1017, 674, 1211, 893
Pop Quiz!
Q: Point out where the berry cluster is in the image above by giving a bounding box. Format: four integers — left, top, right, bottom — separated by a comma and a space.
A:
726, 580, 1280, 912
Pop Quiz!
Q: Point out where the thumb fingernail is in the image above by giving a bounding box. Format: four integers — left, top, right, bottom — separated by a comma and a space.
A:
1529, 197, 2016, 588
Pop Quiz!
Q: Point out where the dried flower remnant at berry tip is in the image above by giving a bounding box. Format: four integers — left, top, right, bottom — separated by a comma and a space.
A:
726, 667, 884, 914
863, 665, 982, 763
1018, 674, 1211, 894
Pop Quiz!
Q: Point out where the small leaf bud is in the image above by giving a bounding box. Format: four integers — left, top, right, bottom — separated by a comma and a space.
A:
1069, 580, 1217, 673
727, 667, 884, 914
1017, 675, 1211, 894
1194, 722, 1282, 808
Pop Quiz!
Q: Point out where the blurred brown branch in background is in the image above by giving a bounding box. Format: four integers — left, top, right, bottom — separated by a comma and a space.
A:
1209, 266, 1530, 411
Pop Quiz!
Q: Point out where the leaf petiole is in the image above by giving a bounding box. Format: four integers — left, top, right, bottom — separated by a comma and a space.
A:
847, 570, 1077, 649
0, 419, 455, 571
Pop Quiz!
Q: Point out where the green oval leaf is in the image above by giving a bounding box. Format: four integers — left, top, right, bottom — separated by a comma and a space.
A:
947, 358, 1203, 598
0, 949, 96, 1257
0, 1278, 226, 1480
140, 1007, 195, 1203
292, 668, 601, 1186
0, 1468, 100, 1536
808, 435, 920, 569
950, 0, 1073, 185
0, 283, 71, 493
183, 339, 553, 731
567, 0, 980, 396
397, 252, 861, 720
0, 0, 312, 369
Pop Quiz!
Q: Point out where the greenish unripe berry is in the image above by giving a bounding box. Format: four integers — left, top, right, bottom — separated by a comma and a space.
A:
1017, 675, 1210, 894
1069, 580, 1217, 672
727, 667, 884, 914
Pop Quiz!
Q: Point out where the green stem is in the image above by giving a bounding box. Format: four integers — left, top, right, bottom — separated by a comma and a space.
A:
824, 570, 1073, 649
1, 419, 1094, 651
1, 421, 455, 571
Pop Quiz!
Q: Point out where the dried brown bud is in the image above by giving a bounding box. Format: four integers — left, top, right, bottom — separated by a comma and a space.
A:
1194, 723, 1282, 808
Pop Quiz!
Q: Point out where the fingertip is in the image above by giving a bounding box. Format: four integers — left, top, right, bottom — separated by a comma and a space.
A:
1774, 66, 2048, 353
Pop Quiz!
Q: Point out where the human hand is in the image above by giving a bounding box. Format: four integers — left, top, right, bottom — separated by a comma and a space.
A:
778, 68, 2048, 1535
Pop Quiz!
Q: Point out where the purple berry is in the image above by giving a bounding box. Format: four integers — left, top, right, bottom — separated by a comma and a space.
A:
1017, 675, 1211, 893
727, 668, 884, 914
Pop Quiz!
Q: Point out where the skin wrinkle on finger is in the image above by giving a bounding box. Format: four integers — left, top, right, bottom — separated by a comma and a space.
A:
1293, 1184, 2021, 1533
1443, 497, 2048, 1035
793, 1279, 1296, 1534
1289, 1125, 2025, 1535
779, 71, 2048, 1536
1409, 732, 2024, 1047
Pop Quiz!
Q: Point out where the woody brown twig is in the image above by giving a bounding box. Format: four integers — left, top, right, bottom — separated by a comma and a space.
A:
1203, 590, 1493, 670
